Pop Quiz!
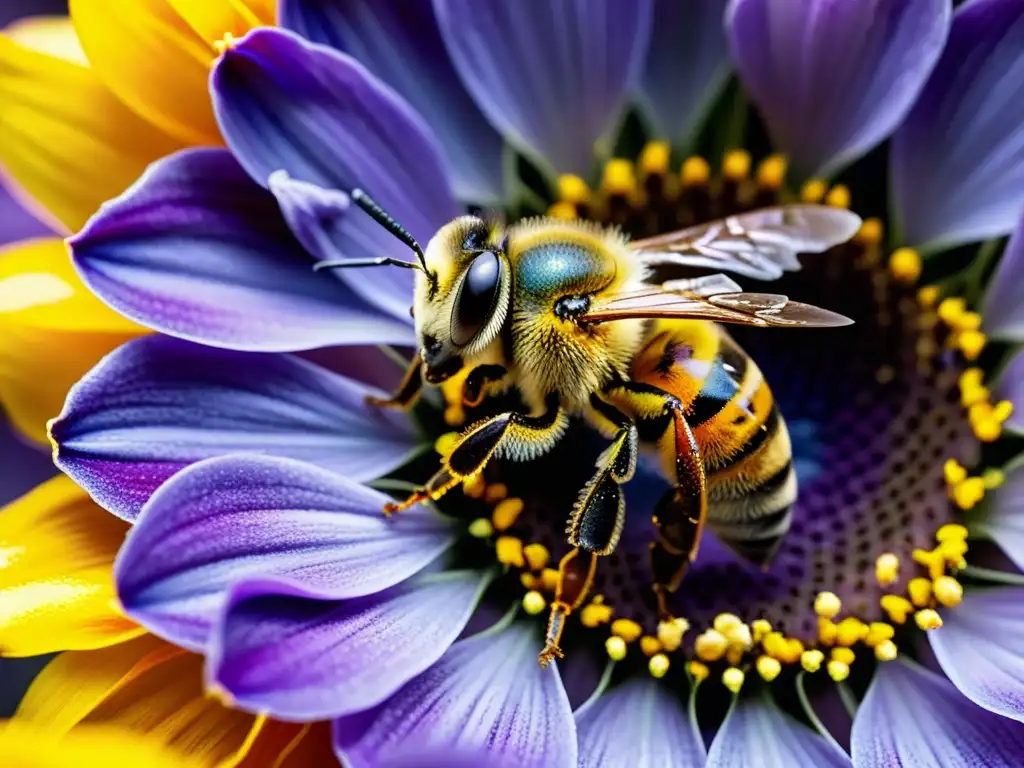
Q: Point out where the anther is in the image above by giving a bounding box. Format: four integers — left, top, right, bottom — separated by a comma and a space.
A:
881, 595, 914, 625
912, 547, 948, 580
722, 150, 751, 180
933, 576, 964, 607
602, 159, 637, 196
580, 600, 613, 627
817, 617, 838, 645
958, 330, 987, 361
639, 635, 662, 657
917, 285, 940, 309
722, 667, 745, 694
801, 650, 825, 673
751, 619, 773, 643
557, 174, 590, 205
814, 591, 842, 619
547, 202, 577, 220
889, 248, 922, 285
875, 553, 900, 587
908, 577, 933, 608
800, 179, 826, 203
484, 483, 508, 503
688, 661, 710, 683
495, 536, 525, 567
983, 468, 1005, 490
755, 155, 787, 189
756, 655, 782, 682
831, 647, 856, 666
855, 218, 884, 247
522, 590, 546, 615
657, 617, 690, 652
523, 543, 550, 571
937, 539, 968, 570
865, 622, 895, 647
606, 636, 628, 661
540, 568, 559, 591
463, 474, 486, 498
468, 518, 494, 538
827, 660, 850, 682
649, 653, 671, 679
937, 297, 967, 326
680, 156, 710, 187
492, 498, 524, 531
695, 629, 729, 662
944, 458, 968, 487
640, 142, 671, 177
951, 477, 986, 510
874, 640, 898, 662
835, 618, 868, 646
935, 523, 968, 544
914, 609, 943, 630
212, 32, 237, 56
611, 618, 643, 643
824, 184, 851, 209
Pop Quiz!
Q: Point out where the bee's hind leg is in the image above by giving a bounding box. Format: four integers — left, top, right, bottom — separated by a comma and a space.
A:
365, 352, 423, 410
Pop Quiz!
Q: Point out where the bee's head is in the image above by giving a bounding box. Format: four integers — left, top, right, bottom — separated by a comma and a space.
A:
415, 216, 511, 383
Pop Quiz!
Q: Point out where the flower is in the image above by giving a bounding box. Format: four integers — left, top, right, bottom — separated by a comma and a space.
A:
10, 0, 1024, 766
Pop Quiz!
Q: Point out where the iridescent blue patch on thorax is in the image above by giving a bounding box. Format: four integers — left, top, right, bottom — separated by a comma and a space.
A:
515, 241, 612, 302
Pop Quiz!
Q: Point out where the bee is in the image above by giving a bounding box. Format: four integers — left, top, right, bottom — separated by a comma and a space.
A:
317, 189, 861, 665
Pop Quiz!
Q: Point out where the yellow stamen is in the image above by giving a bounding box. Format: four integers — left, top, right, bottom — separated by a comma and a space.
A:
814, 591, 842, 619
522, 590, 546, 615
725, 646, 745, 666
695, 629, 729, 662
915, 609, 943, 630
468, 518, 493, 538
933, 575, 964, 607
484, 483, 508, 504
463, 474, 486, 498
547, 201, 578, 220
756, 655, 782, 682
952, 477, 986, 510
492, 498, 524, 531
213, 32, 237, 56
908, 577, 933, 608
818, 617, 838, 645
856, 217, 884, 246
722, 149, 751, 180
827, 661, 850, 682
889, 248, 922, 284
640, 141, 671, 176
836, 617, 869, 646
713, 613, 742, 633
875, 553, 900, 587
557, 174, 590, 205
958, 330, 987, 361
912, 547, 948, 580
865, 622, 895, 647
782, 638, 805, 664
972, 418, 1002, 443
611, 618, 643, 643
984, 468, 1005, 490
723, 623, 753, 651
648, 653, 670, 679
605, 635, 628, 661
824, 184, 851, 209
917, 285, 940, 309
523, 543, 550, 571
520, 573, 541, 590
958, 311, 982, 331
639, 635, 662, 657
657, 617, 690, 652
944, 458, 968, 487
881, 594, 914, 625
874, 640, 899, 662
751, 619, 773, 643
936, 523, 969, 543
602, 159, 637, 196
434, 432, 459, 457
756, 154, 787, 189
688, 660, 710, 682
938, 538, 968, 570
937, 297, 967, 325
495, 536, 524, 567
580, 600, 613, 627
722, 667, 745, 694
831, 647, 856, 666
680, 156, 710, 187
801, 649, 825, 673
540, 568, 559, 591
800, 179, 827, 203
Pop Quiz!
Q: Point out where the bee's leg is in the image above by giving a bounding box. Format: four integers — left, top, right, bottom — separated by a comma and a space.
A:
538, 547, 598, 667
365, 352, 423, 410
462, 364, 508, 407
384, 393, 567, 515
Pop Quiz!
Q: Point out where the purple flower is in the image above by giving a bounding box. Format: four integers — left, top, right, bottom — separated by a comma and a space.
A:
49, 2, 1024, 766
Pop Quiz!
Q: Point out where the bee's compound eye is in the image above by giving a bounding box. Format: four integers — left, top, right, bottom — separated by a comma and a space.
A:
451, 250, 502, 347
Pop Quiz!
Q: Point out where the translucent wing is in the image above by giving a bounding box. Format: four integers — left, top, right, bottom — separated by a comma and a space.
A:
631, 205, 862, 281
580, 287, 853, 328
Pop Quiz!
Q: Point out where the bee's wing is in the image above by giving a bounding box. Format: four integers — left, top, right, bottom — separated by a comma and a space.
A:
631, 205, 862, 281
581, 287, 853, 328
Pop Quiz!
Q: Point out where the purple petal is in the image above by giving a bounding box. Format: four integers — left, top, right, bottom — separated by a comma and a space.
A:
983, 208, 1024, 340
50, 336, 421, 522
930, 587, 1024, 722
69, 147, 412, 352
639, 0, 730, 146
853, 661, 1024, 766
576, 678, 705, 767
891, 0, 1024, 249
0, 180, 51, 245
976, 454, 1024, 569
333, 622, 577, 768
281, 0, 504, 203
115, 454, 452, 651
433, 0, 653, 176
706, 696, 850, 767
728, 0, 950, 179
210, 570, 491, 720
212, 27, 459, 320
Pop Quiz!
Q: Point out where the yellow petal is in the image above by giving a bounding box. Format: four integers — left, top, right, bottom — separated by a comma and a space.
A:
4, 15, 86, 64
237, 722, 336, 768
0, 25, 183, 232
70, 0, 223, 146
169, 0, 276, 44
0, 720, 207, 768
20, 636, 266, 767
0, 475, 142, 656
0, 238, 146, 444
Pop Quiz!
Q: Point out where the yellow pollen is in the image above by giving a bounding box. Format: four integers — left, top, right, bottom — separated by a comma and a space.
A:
856, 217, 884, 246
875, 640, 899, 662
751, 619, 773, 643
212, 32, 237, 56
782, 638, 805, 664
522, 590, 546, 615
580, 600, 613, 627
801, 649, 825, 673
912, 548, 949, 580
824, 184, 851, 209
611, 618, 643, 643
864, 622, 895, 646
875, 553, 900, 587
602, 159, 637, 196
657, 617, 690, 652
881, 595, 914, 625
520, 573, 541, 590
827, 660, 851, 682
958, 330, 987, 361
434, 432, 459, 457
722, 667, 745, 694
814, 591, 842, 619
463, 474, 486, 498
468, 518, 494, 539
756, 154, 788, 188
495, 536, 525, 567
695, 629, 729, 662
960, 383, 989, 409
722, 149, 751, 180
725, 646, 745, 666
713, 613, 742, 633
917, 285, 940, 309
523, 543, 550, 571
908, 577, 933, 608
933, 576, 964, 607
959, 367, 984, 392
800, 179, 827, 203
944, 458, 968, 487
540, 568, 559, 591
994, 400, 1015, 422
762, 631, 787, 659
680, 156, 710, 187
756, 655, 782, 682
972, 418, 1002, 443
915, 609, 943, 630
547, 201, 578, 220
818, 617, 838, 645
605, 635, 628, 661
640, 141, 671, 176
557, 174, 590, 205
958, 311, 983, 331
724, 623, 753, 651
984, 468, 1006, 490
937, 297, 967, 326
688, 661, 710, 683
484, 483, 508, 504
889, 248, 922, 284
938, 539, 968, 570
492, 498, 524, 531
835, 618, 869, 646
936, 523, 969, 543
648, 653, 671, 679
831, 647, 856, 666
639, 635, 662, 657
952, 477, 986, 510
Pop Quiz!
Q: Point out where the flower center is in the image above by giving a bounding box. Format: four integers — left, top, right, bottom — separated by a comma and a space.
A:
411, 144, 1005, 691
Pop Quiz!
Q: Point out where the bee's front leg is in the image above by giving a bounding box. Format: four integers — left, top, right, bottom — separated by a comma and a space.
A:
461, 364, 508, 407
383, 393, 567, 515
365, 353, 423, 410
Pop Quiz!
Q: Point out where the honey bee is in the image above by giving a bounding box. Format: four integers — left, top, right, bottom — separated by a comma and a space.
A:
317, 189, 861, 665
